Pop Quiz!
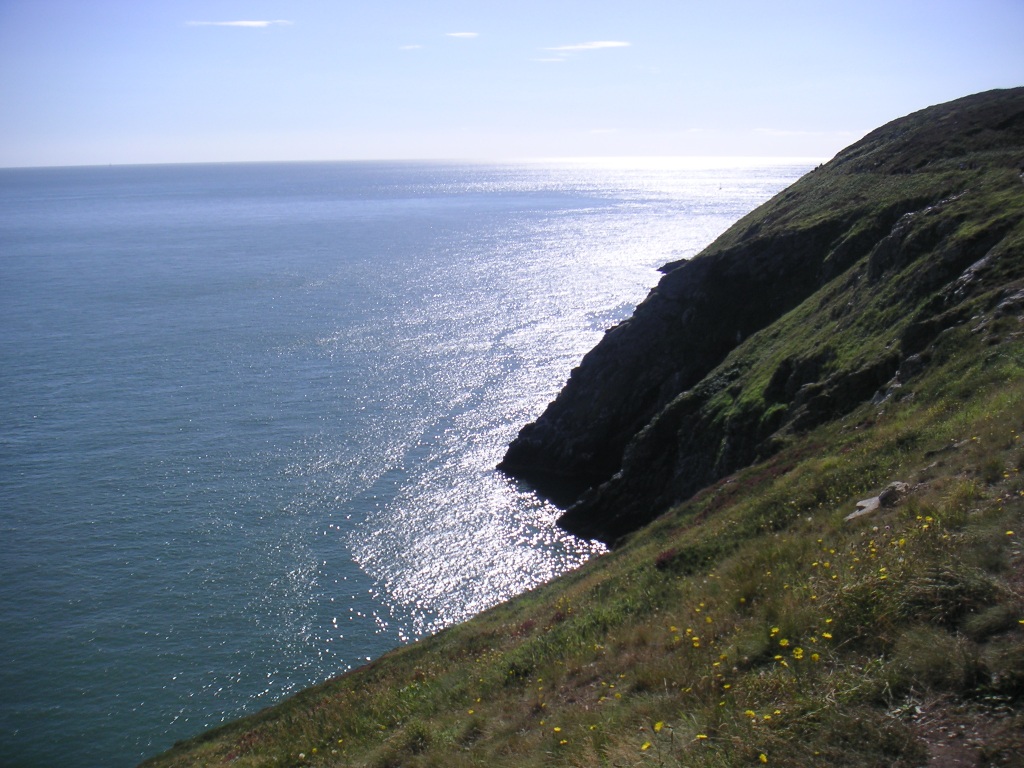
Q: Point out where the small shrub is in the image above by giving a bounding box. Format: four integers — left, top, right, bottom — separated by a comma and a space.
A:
944, 478, 982, 516
962, 604, 1020, 641
962, 521, 1017, 573
981, 456, 1006, 484
833, 577, 902, 649
901, 564, 1000, 627
981, 635, 1024, 697
652, 543, 724, 575
397, 720, 433, 755
728, 626, 773, 669
890, 625, 981, 694
654, 548, 677, 571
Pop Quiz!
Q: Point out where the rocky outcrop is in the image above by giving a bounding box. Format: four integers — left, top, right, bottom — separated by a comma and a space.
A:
498, 217, 860, 488
845, 481, 912, 522
500, 87, 1024, 544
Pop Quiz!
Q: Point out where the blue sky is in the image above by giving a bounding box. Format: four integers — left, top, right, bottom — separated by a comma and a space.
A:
1, 0, 1022, 167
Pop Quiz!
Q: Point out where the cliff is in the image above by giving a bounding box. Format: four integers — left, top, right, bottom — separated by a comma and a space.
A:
500, 86, 1024, 544
141, 89, 1024, 768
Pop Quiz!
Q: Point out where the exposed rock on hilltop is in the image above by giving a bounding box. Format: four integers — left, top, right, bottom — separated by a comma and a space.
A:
500, 87, 1024, 544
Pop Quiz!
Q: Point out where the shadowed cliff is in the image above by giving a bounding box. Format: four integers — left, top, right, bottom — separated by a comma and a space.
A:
500, 87, 1024, 544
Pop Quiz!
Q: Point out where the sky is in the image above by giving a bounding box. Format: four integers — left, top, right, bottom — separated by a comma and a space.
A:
0, 0, 1022, 167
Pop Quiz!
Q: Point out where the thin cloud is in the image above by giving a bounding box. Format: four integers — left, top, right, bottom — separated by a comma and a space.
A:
545, 40, 630, 52
400, 44, 424, 50
446, 32, 479, 38
186, 20, 293, 28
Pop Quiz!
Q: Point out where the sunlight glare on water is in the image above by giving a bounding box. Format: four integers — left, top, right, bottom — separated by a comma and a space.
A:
343, 158, 819, 637
0, 158, 815, 767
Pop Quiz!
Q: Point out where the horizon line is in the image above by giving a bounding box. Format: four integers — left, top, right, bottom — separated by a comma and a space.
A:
0, 154, 830, 172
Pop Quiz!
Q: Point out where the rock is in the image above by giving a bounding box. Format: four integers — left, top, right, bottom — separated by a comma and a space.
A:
846, 497, 881, 521
499, 218, 858, 494
844, 481, 910, 522
879, 481, 911, 507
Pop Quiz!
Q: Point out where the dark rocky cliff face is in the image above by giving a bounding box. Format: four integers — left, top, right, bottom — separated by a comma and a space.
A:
499, 87, 1024, 544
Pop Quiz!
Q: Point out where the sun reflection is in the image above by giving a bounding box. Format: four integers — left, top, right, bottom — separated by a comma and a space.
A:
341, 161, 815, 642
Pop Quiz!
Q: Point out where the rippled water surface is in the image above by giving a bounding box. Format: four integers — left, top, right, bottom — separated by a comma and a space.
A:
0, 159, 813, 767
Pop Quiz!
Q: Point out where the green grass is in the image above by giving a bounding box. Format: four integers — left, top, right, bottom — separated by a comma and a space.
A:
141, 320, 1024, 768
141, 91, 1024, 767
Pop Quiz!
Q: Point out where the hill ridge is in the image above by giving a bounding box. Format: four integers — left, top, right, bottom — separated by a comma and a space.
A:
500, 86, 1024, 544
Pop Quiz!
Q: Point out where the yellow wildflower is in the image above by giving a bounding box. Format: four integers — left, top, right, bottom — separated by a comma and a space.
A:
760, 754, 768, 763
641, 742, 652, 751
654, 721, 664, 733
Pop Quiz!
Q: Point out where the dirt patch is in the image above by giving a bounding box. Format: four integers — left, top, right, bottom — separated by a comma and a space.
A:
906, 695, 1024, 767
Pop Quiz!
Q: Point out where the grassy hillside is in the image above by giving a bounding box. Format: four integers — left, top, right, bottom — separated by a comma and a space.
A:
509, 87, 1024, 544
142, 91, 1024, 767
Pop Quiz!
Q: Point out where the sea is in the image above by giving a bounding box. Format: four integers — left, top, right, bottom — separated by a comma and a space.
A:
0, 158, 814, 767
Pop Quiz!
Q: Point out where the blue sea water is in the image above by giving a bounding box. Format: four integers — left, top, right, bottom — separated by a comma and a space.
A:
0, 158, 813, 767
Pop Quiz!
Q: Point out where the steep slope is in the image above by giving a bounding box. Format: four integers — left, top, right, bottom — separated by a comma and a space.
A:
140, 90, 1024, 768
500, 87, 1024, 544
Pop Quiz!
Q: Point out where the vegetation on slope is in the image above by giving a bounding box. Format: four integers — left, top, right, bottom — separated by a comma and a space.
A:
505, 87, 1024, 544
142, 90, 1024, 767
144, 328, 1024, 767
